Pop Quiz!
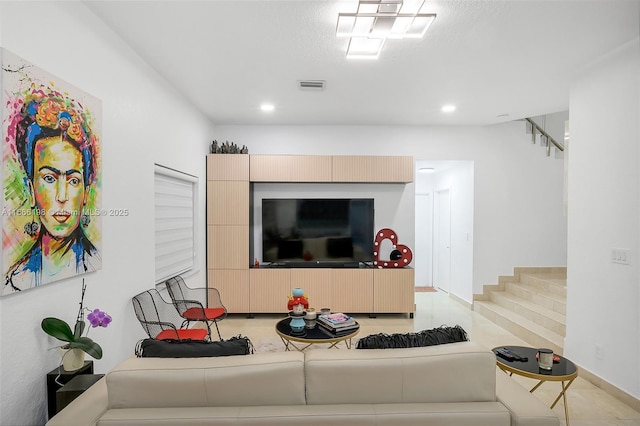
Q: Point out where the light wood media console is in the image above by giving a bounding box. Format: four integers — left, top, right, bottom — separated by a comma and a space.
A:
206, 154, 415, 317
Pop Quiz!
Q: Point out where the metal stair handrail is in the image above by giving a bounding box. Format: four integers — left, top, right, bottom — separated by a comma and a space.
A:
525, 117, 565, 156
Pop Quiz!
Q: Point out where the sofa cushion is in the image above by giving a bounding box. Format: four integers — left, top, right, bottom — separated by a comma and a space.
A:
495, 371, 560, 426
305, 342, 497, 405
106, 352, 306, 409
97, 403, 511, 426
372, 402, 510, 426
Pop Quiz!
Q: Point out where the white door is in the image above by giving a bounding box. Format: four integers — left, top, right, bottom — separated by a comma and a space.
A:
415, 193, 433, 287
434, 188, 451, 293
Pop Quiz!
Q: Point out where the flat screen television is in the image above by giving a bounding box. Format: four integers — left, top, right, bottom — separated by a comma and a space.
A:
261, 198, 374, 266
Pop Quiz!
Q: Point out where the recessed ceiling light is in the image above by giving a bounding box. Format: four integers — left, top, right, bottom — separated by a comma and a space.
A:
418, 167, 435, 173
441, 105, 456, 113
260, 104, 275, 112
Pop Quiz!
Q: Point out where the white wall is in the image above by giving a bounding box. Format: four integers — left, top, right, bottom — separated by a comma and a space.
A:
565, 38, 640, 399
0, 3, 214, 425
214, 124, 567, 304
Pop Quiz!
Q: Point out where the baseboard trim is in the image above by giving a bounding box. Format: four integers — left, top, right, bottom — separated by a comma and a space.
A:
449, 292, 472, 309
577, 365, 640, 413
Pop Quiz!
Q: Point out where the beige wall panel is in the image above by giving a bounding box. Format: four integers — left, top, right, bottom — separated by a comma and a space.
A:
331, 269, 373, 313
332, 156, 414, 183
373, 268, 415, 313
290, 269, 332, 311
207, 154, 249, 181
208, 269, 250, 313
207, 225, 249, 270
207, 181, 249, 225
250, 269, 291, 312
250, 155, 332, 182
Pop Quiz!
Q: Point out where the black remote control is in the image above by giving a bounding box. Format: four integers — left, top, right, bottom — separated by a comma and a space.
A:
496, 347, 516, 361
496, 347, 528, 362
511, 352, 529, 362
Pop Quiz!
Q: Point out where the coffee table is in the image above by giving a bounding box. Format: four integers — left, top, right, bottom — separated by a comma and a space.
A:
492, 346, 578, 425
275, 318, 359, 351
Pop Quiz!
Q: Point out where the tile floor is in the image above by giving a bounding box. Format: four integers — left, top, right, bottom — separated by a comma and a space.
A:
217, 290, 640, 426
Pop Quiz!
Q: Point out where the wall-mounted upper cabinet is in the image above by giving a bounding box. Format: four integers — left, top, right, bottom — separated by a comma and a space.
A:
249, 155, 413, 183
332, 156, 413, 183
250, 155, 332, 182
207, 154, 249, 181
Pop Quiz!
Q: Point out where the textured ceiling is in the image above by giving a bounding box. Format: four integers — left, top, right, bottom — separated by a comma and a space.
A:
85, 0, 639, 126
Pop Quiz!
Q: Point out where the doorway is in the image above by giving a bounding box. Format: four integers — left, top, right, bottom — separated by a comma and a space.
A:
414, 160, 473, 298
434, 188, 451, 293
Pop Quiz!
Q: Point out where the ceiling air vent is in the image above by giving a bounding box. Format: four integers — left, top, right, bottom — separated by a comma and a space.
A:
298, 80, 326, 91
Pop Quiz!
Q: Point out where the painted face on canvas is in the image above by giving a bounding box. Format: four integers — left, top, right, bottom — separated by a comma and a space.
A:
32, 136, 86, 239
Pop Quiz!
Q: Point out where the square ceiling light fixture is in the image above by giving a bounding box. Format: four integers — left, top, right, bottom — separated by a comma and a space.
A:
337, 0, 436, 59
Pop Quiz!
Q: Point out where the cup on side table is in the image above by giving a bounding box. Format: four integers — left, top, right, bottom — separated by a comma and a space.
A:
304, 308, 317, 329
537, 348, 554, 370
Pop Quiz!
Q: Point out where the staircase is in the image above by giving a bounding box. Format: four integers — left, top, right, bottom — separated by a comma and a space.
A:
473, 267, 567, 355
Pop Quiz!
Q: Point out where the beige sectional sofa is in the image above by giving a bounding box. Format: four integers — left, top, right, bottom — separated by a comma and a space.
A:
47, 342, 559, 426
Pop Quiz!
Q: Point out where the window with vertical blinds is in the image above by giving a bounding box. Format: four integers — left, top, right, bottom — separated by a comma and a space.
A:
154, 164, 198, 284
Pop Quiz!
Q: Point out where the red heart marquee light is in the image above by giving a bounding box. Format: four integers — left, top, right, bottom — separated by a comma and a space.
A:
373, 228, 413, 268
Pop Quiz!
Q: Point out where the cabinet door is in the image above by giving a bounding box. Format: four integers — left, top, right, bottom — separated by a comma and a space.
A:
250, 155, 332, 182
250, 269, 291, 313
373, 268, 415, 313
207, 154, 249, 181
208, 270, 249, 313
331, 269, 373, 313
332, 156, 414, 183
290, 269, 332, 311
207, 225, 249, 270
207, 181, 249, 225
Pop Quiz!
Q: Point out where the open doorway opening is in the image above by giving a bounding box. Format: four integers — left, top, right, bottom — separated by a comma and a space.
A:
414, 161, 474, 298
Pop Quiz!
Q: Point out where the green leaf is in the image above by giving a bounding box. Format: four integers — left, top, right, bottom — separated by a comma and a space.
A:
74, 320, 86, 340
41, 317, 74, 343
69, 337, 103, 359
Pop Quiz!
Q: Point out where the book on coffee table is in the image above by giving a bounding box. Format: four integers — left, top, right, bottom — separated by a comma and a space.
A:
318, 313, 356, 328
317, 321, 359, 336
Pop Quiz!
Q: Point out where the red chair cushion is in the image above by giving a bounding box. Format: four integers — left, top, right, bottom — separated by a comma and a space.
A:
156, 328, 208, 341
182, 307, 225, 321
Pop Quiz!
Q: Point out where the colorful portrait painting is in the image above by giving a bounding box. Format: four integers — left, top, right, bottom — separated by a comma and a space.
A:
1, 49, 102, 295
